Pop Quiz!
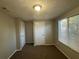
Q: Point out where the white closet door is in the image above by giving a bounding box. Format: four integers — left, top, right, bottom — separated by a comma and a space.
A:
34, 21, 46, 45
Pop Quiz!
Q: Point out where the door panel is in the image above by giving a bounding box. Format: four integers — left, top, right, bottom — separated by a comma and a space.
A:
34, 21, 46, 45
34, 21, 54, 46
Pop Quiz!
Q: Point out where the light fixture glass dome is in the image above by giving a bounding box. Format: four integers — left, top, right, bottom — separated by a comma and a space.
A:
33, 4, 42, 12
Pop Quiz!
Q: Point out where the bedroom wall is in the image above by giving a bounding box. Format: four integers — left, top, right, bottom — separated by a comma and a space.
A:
0, 11, 16, 59
0, 10, 25, 59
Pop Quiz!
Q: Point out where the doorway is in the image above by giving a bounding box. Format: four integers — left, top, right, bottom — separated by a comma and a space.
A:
25, 21, 34, 45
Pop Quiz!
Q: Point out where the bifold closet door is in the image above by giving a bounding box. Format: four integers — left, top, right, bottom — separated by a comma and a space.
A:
34, 21, 46, 45
34, 21, 54, 46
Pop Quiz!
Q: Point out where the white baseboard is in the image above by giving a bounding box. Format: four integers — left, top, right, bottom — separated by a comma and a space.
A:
8, 50, 17, 59
8, 49, 22, 59
34, 44, 55, 46
8, 42, 26, 59
55, 45, 70, 59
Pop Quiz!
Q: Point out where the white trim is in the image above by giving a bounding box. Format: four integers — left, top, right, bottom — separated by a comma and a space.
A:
8, 50, 17, 59
34, 44, 54, 46
16, 48, 22, 51
55, 45, 71, 59
8, 42, 26, 59
8, 49, 22, 59
42, 44, 55, 45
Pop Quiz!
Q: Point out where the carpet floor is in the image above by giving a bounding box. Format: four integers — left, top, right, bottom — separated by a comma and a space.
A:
10, 45, 67, 59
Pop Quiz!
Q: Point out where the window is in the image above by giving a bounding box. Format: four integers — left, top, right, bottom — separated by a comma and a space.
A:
58, 15, 79, 53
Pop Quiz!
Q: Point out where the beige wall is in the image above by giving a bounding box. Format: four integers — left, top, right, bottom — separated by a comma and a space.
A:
0, 11, 16, 59
25, 21, 34, 43
59, 6, 79, 19
34, 21, 54, 45
56, 6, 79, 59
45, 21, 54, 44
0, 10, 25, 59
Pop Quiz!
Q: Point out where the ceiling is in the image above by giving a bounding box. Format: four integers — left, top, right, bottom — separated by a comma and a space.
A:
0, 0, 79, 21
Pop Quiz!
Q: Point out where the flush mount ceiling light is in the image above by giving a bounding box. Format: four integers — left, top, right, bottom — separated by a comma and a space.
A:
33, 4, 42, 12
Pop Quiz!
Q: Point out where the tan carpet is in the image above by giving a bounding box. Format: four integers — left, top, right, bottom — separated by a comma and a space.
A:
10, 45, 67, 59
